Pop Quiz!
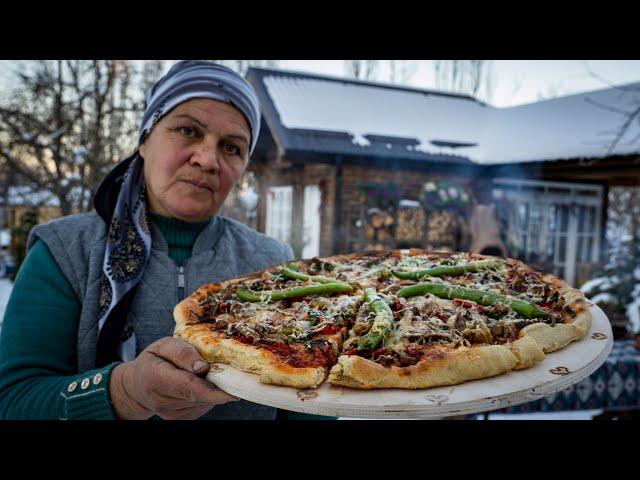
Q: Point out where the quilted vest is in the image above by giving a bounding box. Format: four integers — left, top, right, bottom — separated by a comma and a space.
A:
28, 212, 294, 419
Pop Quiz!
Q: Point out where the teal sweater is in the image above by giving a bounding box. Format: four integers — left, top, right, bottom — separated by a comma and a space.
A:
0, 213, 329, 420
0, 213, 209, 419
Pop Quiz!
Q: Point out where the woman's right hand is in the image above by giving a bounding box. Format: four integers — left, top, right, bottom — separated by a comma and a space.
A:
109, 337, 239, 420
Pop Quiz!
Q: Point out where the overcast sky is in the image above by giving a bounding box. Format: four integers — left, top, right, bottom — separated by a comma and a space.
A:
1, 60, 639, 108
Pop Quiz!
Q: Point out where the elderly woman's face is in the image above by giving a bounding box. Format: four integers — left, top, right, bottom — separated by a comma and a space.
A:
140, 98, 251, 222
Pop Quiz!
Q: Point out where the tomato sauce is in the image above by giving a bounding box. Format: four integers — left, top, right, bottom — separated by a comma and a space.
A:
260, 341, 332, 368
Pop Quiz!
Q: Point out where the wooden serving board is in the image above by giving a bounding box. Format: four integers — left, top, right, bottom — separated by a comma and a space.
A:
206, 304, 613, 419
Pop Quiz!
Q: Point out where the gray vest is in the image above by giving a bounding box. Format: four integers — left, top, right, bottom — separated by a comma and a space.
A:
28, 212, 294, 420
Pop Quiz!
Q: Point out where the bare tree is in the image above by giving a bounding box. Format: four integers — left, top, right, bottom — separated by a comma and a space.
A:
344, 60, 379, 81
388, 60, 417, 84
209, 60, 279, 76
434, 60, 494, 102
580, 63, 640, 155
139, 60, 168, 98
0, 60, 165, 216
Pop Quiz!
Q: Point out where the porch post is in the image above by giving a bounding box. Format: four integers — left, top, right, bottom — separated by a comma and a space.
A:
332, 155, 344, 254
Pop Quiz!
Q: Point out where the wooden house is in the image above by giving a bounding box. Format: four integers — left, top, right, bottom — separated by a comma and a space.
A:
245, 68, 640, 288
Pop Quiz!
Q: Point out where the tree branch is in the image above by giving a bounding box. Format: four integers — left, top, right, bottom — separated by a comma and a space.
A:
0, 147, 48, 187
606, 104, 640, 155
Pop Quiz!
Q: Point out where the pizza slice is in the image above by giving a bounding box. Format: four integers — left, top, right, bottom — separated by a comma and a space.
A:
173, 265, 362, 388
391, 250, 592, 352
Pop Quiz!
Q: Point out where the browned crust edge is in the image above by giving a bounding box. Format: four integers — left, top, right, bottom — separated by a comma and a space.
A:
173, 302, 327, 389
328, 344, 518, 389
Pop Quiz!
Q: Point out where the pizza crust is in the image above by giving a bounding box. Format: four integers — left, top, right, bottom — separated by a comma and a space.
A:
174, 303, 327, 389
529, 274, 593, 351
506, 335, 545, 370
328, 344, 518, 389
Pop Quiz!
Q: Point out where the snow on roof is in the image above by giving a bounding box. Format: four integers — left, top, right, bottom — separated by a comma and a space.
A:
261, 73, 640, 165
264, 75, 488, 160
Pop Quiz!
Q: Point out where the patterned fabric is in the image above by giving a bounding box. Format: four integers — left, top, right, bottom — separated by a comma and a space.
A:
98, 155, 151, 362
139, 60, 261, 155
497, 340, 640, 413
95, 61, 264, 365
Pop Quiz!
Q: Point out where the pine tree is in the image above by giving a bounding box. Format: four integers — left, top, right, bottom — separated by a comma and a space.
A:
581, 187, 640, 335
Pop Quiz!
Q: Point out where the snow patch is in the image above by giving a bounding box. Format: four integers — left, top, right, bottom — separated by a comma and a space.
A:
351, 133, 371, 147
399, 199, 421, 208
580, 277, 608, 294
627, 299, 640, 334
0, 278, 14, 330
0, 229, 10, 247
74, 147, 88, 164
7, 186, 59, 207
590, 293, 618, 305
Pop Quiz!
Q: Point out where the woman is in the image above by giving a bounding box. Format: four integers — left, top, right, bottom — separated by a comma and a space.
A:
0, 61, 295, 420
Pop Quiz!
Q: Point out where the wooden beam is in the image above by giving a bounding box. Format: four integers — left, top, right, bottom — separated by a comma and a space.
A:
290, 165, 305, 258
600, 184, 608, 265
332, 155, 344, 254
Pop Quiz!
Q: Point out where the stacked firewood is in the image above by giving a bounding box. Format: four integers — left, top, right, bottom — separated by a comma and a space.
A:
427, 211, 458, 246
363, 208, 394, 250
396, 200, 426, 243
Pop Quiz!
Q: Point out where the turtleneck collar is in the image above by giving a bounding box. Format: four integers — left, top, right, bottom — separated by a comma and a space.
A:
148, 211, 212, 266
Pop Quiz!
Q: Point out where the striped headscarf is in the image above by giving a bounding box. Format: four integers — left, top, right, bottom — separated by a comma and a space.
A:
138, 60, 261, 154
95, 61, 261, 366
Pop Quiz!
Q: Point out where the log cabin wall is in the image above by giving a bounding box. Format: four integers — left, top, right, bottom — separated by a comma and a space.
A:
254, 154, 492, 257
253, 156, 337, 258
337, 161, 488, 254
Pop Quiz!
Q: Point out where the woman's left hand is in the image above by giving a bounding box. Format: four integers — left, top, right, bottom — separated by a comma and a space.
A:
109, 337, 239, 420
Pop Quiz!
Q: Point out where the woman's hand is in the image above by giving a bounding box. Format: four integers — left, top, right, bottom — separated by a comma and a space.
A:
109, 337, 239, 420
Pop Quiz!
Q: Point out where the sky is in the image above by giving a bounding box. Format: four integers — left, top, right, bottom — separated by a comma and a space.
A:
275, 60, 640, 107
1, 60, 639, 108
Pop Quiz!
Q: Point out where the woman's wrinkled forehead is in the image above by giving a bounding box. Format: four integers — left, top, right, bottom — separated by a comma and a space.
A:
138, 61, 261, 155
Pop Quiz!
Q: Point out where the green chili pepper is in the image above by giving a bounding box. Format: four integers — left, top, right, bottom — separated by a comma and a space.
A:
396, 282, 551, 319
281, 266, 350, 287
236, 282, 353, 303
392, 259, 501, 280
357, 288, 395, 351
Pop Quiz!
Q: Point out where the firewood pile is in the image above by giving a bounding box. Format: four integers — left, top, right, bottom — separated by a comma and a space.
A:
396, 200, 426, 243
363, 208, 394, 250
427, 211, 458, 247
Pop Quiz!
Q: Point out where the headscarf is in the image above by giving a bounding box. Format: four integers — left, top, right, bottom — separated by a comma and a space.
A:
94, 61, 261, 367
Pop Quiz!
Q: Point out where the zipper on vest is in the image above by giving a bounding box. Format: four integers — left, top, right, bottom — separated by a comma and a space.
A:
177, 265, 185, 300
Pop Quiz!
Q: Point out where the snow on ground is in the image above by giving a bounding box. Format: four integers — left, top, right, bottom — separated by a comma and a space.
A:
591, 292, 618, 305
0, 277, 13, 331
476, 409, 604, 420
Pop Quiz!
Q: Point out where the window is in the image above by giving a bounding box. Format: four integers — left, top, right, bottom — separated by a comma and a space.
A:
265, 186, 293, 245
493, 179, 602, 286
302, 184, 321, 258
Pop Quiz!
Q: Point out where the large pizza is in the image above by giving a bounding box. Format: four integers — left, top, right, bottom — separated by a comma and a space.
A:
173, 249, 592, 390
